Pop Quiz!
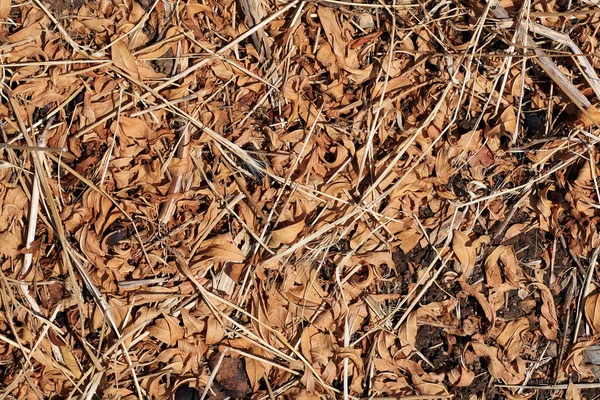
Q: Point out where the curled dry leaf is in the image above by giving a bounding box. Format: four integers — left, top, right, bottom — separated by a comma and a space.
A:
459, 280, 496, 326
566, 380, 581, 400
534, 283, 559, 341
452, 230, 476, 277
111, 40, 141, 80
0, 0, 9, 19
147, 315, 184, 346
270, 217, 306, 247
448, 365, 475, 387
559, 339, 598, 381
495, 317, 529, 362
585, 292, 600, 335
469, 340, 526, 384
485, 245, 526, 289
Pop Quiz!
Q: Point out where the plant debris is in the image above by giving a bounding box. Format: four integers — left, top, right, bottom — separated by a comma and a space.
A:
1, 0, 600, 398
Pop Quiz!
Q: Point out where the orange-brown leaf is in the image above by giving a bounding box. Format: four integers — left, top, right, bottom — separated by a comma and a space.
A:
270, 219, 305, 247
111, 40, 140, 80
536, 283, 559, 340
585, 292, 600, 335
147, 315, 184, 346
0, 0, 10, 19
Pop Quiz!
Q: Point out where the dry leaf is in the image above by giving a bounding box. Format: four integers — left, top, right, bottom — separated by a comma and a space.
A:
452, 230, 476, 276
585, 292, 600, 335
448, 365, 475, 387
485, 246, 525, 289
111, 40, 141, 80
270, 218, 305, 247
196, 234, 246, 263
577, 106, 600, 128
147, 315, 184, 346
535, 283, 559, 340
496, 318, 529, 361
59, 346, 82, 379
0, 0, 10, 19
566, 380, 581, 400
205, 317, 225, 345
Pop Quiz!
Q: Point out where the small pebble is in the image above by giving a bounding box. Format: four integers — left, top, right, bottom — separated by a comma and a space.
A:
357, 14, 375, 30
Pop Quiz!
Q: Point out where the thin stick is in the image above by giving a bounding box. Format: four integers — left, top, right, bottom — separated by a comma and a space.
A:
0, 143, 65, 152
573, 246, 600, 341
199, 350, 227, 400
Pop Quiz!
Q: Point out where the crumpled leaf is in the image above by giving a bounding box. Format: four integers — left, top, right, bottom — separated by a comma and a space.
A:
111, 40, 140, 80
566, 380, 581, 400
452, 230, 476, 276
0, 0, 10, 19
469, 340, 526, 384
448, 365, 475, 387
585, 292, 600, 335
496, 318, 529, 361
534, 283, 559, 340
147, 315, 184, 346
485, 245, 526, 289
196, 234, 246, 263
0, 230, 21, 258
270, 218, 305, 247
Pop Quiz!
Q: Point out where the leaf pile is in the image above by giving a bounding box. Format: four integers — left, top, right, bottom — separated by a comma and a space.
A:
1, 0, 600, 398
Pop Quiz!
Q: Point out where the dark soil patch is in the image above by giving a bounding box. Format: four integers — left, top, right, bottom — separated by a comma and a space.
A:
152, 48, 175, 75
503, 228, 546, 262
581, 388, 600, 400
498, 290, 526, 320
391, 245, 437, 295
46, 0, 86, 15
416, 325, 446, 369
393, 245, 436, 271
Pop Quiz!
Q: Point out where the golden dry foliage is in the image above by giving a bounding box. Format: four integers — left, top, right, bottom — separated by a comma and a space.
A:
2, 0, 600, 399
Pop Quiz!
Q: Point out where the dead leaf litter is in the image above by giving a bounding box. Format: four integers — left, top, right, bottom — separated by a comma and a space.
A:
1, 0, 600, 398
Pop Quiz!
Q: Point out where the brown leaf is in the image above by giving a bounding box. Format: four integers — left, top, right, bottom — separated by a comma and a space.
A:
469, 340, 525, 384
0, 230, 21, 258
59, 346, 82, 379
245, 357, 268, 391
585, 292, 600, 335
113, 116, 153, 141
205, 317, 225, 345
147, 315, 184, 346
468, 145, 499, 168
577, 106, 600, 128
398, 311, 418, 357
448, 365, 475, 387
566, 380, 581, 400
196, 234, 246, 263
496, 318, 529, 361
535, 283, 559, 340
111, 40, 140, 80
485, 246, 525, 289
270, 218, 305, 247
0, 0, 10, 19
452, 230, 476, 277
459, 279, 496, 326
